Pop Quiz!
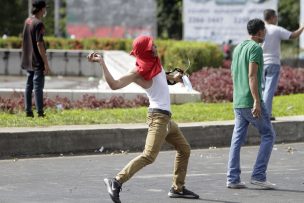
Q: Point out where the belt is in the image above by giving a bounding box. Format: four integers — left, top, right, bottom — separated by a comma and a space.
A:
148, 108, 171, 117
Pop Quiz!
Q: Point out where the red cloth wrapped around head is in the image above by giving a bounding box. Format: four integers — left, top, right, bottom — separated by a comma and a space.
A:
130, 36, 162, 80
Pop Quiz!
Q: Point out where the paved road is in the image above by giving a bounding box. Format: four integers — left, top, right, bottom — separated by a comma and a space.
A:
0, 142, 303, 203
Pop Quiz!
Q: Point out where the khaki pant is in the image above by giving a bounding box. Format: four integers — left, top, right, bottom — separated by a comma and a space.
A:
115, 112, 191, 191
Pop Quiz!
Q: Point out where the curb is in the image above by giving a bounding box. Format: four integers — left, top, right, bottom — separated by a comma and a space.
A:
0, 116, 303, 158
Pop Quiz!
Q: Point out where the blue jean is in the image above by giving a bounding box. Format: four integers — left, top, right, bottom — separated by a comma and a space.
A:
227, 103, 276, 183
262, 64, 280, 116
25, 70, 45, 115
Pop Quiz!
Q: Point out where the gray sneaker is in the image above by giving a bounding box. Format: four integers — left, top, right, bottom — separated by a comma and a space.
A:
168, 186, 199, 199
250, 179, 276, 189
226, 182, 247, 189
104, 178, 122, 203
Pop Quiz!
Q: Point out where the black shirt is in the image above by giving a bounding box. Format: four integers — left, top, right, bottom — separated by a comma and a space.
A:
21, 16, 46, 71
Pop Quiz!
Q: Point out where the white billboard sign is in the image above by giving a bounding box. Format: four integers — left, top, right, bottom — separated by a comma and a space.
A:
183, 0, 278, 44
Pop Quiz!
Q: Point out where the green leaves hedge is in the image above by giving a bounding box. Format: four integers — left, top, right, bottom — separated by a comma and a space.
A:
163, 41, 223, 73
0, 37, 223, 73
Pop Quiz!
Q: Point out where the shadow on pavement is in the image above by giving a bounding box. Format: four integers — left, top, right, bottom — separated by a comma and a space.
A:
198, 198, 240, 203
246, 187, 304, 193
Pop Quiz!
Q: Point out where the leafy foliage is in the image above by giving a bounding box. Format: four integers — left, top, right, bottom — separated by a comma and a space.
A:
0, 0, 66, 37
0, 67, 303, 114
0, 0, 27, 36
0, 92, 24, 114
0, 37, 223, 70
278, 0, 300, 32
277, 66, 304, 95
0, 94, 149, 114
164, 42, 223, 72
190, 68, 233, 102
157, 0, 183, 39
190, 66, 304, 102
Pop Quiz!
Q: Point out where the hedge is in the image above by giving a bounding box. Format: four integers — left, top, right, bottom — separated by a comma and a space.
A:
164, 41, 223, 73
0, 37, 223, 73
190, 66, 304, 102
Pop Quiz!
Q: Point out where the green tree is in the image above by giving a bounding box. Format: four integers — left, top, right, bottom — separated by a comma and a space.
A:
157, 0, 183, 39
0, 0, 66, 37
278, 0, 300, 31
0, 0, 28, 36
59, 0, 67, 37
278, 0, 300, 59
43, 0, 67, 37
44, 0, 55, 36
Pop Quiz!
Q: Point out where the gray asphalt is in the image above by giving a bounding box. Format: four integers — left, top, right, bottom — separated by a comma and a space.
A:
0, 142, 303, 203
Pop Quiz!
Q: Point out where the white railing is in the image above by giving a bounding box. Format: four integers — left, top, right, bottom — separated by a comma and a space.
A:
0, 49, 102, 77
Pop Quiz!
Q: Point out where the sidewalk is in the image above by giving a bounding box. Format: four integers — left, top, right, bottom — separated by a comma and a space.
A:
0, 142, 303, 203
0, 116, 303, 158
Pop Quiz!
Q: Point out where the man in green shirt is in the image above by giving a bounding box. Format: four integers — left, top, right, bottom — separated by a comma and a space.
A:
227, 18, 276, 189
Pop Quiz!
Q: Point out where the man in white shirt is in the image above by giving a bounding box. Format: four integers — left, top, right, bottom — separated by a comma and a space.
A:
262, 9, 304, 120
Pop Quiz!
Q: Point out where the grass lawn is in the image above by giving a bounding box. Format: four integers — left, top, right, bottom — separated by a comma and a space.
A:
0, 94, 303, 127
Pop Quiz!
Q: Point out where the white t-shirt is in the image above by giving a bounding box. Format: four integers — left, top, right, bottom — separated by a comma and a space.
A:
145, 68, 171, 112
262, 24, 292, 65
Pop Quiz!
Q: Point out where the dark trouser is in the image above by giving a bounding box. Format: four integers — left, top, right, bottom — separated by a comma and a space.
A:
25, 70, 45, 115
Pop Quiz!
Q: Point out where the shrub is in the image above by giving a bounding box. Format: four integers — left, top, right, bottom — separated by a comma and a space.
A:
190, 68, 233, 102
0, 94, 149, 113
0, 37, 224, 72
44, 37, 68, 49
190, 66, 304, 102
0, 92, 24, 113
164, 41, 223, 73
0, 66, 303, 112
277, 66, 304, 95
154, 39, 175, 65
81, 38, 133, 51
0, 37, 22, 48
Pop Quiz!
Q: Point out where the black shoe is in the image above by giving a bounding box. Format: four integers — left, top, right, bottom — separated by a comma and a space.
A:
38, 113, 46, 118
26, 112, 34, 118
104, 178, 122, 203
270, 116, 275, 121
168, 186, 199, 199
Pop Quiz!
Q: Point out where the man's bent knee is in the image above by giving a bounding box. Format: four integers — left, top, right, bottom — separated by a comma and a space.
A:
179, 144, 191, 158
142, 150, 158, 165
